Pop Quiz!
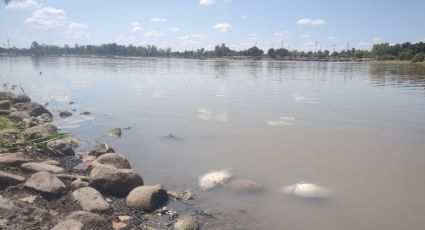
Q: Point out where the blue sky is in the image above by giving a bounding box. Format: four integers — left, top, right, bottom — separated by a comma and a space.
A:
1, 0, 425, 51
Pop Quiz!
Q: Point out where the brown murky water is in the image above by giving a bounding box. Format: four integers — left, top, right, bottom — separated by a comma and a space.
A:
1, 57, 425, 230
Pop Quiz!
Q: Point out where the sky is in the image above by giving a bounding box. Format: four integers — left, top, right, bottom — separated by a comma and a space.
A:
1, 0, 425, 51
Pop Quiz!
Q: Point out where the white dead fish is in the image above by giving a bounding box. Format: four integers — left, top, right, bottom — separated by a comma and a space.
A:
281, 181, 329, 199
198, 169, 232, 191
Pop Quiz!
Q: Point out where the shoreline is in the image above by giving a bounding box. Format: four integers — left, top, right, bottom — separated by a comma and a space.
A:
0, 91, 201, 229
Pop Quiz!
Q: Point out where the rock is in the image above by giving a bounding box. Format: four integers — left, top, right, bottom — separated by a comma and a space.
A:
0, 152, 32, 166
227, 179, 263, 192
7, 93, 31, 104
43, 159, 60, 165
47, 139, 75, 156
21, 102, 52, 118
174, 215, 200, 230
24, 124, 58, 140
71, 179, 89, 189
38, 113, 53, 122
126, 184, 168, 212
21, 162, 65, 174
59, 110, 73, 118
89, 164, 143, 197
72, 187, 110, 212
0, 132, 16, 144
198, 169, 232, 191
92, 153, 131, 169
104, 128, 122, 138
281, 182, 329, 199
8, 111, 30, 121
19, 195, 37, 204
0, 110, 10, 115
112, 222, 127, 229
88, 144, 115, 157
55, 174, 89, 182
168, 189, 195, 201
0, 100, 10, 110
51, 219, 83, 230
24, 171, 66, 197
0, 170, 25, 188
66, 210, 105, 226
0, 195, 14, 210
80, 111, 91, 115
23, 117, 44, 127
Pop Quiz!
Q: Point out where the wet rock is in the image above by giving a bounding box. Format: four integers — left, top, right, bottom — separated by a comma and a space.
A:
80, 111, 91, 115
0, 100, 10, 110
23, 117, 44, 127
174, 215, 200, 230
227, 179, 263, 193
21, 162, 65, 174
66, 210, 105, 226
51, 219, 83, 230
281, 181, 329, 199
0, 152, 33, 166
24, 171, 65, 197
88, 143, 115, 157
0, 195, 14, 210
126, 184, 168, 212
0, 170, 25, 188
198, 169, 232, 191
89, 164, 143, 197
72, 187, 110, 212
38, 113, 53, 122
7, 93, 31, 104
92, 153, 131, 169
104, 128, 122, 138
47, 139, 75, 156
168, 189, 195, 201
59, 110, 73, 118
24, 124, 58, 140
8, 111, 30, 122
0, 132, 16, 144
21, 102, 52, 118
71, 179, 89, 189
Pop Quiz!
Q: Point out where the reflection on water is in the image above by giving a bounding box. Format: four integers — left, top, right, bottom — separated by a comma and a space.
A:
1, 57, 425, 230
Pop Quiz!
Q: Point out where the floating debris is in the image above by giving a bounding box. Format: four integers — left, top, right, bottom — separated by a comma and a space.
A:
281, 181, 329, 199
198, 169, 232, 191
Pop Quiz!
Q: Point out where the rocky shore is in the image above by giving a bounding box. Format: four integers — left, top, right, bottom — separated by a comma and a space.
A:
0, 91, 200, 230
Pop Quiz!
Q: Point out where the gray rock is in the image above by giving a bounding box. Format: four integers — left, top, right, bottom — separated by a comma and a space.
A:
66, 210, 105, 226
42, 159, 60, 165
8, 111, 30, 122
227, 179, 263, 192
21, 102, 52, 118
51, 219, 83, 230
47, 139, 75, 156
0, 195, 14, 210
88, 144, 115, 157
24, 171, 65, 197
24, 124, 58, 140
89, 164, 143, 197
71, 179, 89, 189
93, 153, 131, 169
21, 162, 65, 174
23, 117, 44, 127
0, 152, 33, 166
0, 170, 25, 188
104, 128, 122, 138
0, 132, 15, 144
59, 110, 73, 118
0, 100, 10, 110
174, 215, 200, 230
126, 184, 168, 212
7, 93, 31, 104
39, 113, 53, 122
0, 109, 10, 116
72, 187, 110, 212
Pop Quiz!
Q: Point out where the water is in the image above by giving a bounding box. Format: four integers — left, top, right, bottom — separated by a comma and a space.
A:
1, 56, 425, 230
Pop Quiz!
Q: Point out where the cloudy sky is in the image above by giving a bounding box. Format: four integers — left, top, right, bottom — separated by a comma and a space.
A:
1, 0, 425, 51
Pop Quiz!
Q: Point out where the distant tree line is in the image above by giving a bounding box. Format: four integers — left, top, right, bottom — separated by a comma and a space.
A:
0, 41, 424, 62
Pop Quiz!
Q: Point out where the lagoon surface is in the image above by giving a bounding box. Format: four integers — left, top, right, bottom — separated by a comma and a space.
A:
1, 56, 425, 230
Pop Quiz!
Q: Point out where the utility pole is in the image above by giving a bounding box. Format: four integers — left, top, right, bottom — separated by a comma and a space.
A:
347, 41, 350, 51
7, 37, 10, 49
315, 41, 318, 53
333, 44, 336, 53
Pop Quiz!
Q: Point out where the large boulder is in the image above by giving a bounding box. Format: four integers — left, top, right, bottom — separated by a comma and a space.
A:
24, 124, 58, 140
173, 215, 200, 230
51, 219, 83, 230
0, 152, 33, 166
72, 187, 110, 212
21, 102, 52, 118
89, 164, 143, 197
0, 170, 25, 188
126, 184, 168, 212
8, 111, 30, 122
21, 162, 65, 174
88, 144, 115, 157
24, 171, 65, 197
92, 153, 131, 169
47, 139, 75, 156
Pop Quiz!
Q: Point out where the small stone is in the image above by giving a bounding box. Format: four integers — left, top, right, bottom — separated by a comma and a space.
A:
8, 111, 30, 122
24, 171, 66, 197
51, 219, 83, 230
70, 179, 89, 189
0, 195, 14, 210
112, 221, 127, 229
117, 215, 131, 222
19, 195, 37, 204
0, 170, 25, 187
72, 187, 110, 212
59, 110, 73, 118
126, 184, 168, 212
0, 152, 32, 166
88, 144, 115, 157
47, 139, 75, 156
93, 153, 131, 169
173, 215, 200, 230
227, 179, 263, 192
66, 210, 105, 226
21, 162, 65, 174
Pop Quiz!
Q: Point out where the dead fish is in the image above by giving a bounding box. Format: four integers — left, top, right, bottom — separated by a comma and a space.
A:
198, 169, 232, 191
281, 181, 329, 199
104, 128, 122, 138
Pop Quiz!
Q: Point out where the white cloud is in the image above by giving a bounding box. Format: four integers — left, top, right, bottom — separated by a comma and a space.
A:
168, 27, 180, 32
296, 18, 326, 26
301, 34, 310, 39
274, 32, 283, 37
150, 17, 167, 23
5, 0, 40, 11
130, 22, 143, 32
372, 37, 382, 44
177, 34, 205, 46
24, 6, 66, 30
213, 22, 232, 33
199, 0, 216, 5
143, 30, 163, 37
65, 22, 89, 39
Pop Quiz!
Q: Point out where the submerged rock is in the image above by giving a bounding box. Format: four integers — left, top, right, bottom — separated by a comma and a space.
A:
198, 169, 232, 191
24, 171, 65, 197
104, 128, 122, 138
21, 162, 65, 174
281, 181, 329, 199
126, 184, 168, 212
173, 215, 200, 230
72, 187, 110, 212
59, 110, 73, 118
227, 179, 263, 193
92, 153, 131, 169
88, 143, 115, 157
